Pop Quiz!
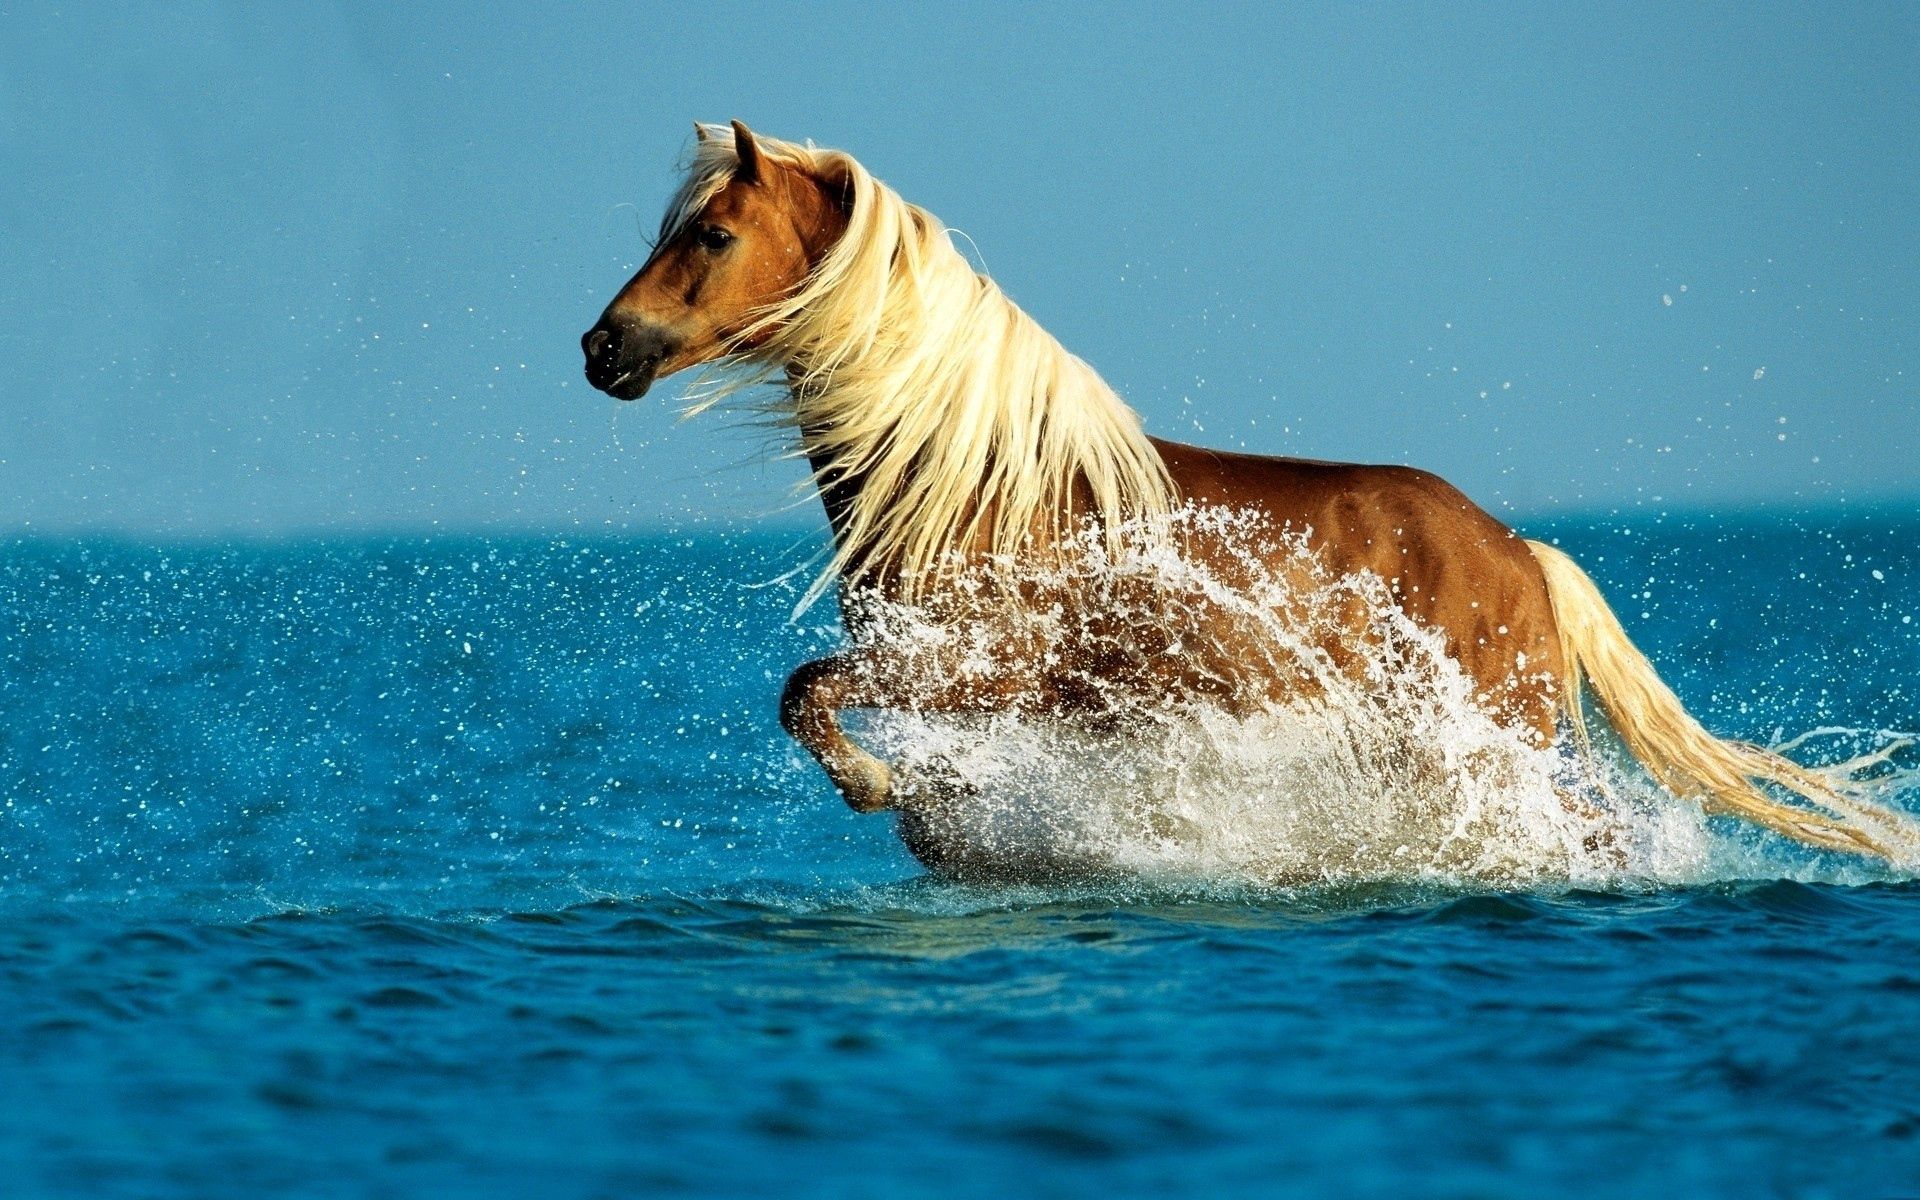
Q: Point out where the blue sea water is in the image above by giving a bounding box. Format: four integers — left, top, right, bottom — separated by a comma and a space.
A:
3, 513, 1919, 1198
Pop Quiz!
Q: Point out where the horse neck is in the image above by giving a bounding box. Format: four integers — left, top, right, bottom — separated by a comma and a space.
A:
800, 422, 860, 549
786, 368, 872, 567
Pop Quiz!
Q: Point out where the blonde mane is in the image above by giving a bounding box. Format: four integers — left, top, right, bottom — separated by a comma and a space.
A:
668, 124, 1176, 608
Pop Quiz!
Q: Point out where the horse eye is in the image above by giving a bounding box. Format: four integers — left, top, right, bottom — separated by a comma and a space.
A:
696, 226, 735, 251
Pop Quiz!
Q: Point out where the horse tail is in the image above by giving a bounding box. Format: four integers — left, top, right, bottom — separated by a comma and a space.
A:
1525, 539, 1916, 861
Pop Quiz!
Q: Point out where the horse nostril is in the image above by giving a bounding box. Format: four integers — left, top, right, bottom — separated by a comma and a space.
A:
583, 326, 616, 361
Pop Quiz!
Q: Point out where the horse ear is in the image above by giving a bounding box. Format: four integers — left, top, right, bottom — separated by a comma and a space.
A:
815, 159, 855, 215
693, 121, 711, 142
731, 119, 762, 184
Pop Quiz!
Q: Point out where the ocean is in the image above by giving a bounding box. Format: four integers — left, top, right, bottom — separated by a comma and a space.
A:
3, 511, 1918, 1198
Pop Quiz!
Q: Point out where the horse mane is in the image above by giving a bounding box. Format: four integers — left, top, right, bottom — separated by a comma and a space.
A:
668, 124, 1176, 608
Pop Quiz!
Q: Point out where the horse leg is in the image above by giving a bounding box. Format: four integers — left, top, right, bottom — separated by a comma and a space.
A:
781, 655, 896, 811
781, 649, 1019, 812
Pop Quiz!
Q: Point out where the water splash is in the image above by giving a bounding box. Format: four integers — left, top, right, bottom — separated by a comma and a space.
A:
832, 508, 1918, 891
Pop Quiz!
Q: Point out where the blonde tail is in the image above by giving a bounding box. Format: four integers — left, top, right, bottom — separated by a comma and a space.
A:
1526, 539, 1916, 861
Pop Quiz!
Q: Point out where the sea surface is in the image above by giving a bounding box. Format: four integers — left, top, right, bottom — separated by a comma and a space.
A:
3, 512, 1919, 1199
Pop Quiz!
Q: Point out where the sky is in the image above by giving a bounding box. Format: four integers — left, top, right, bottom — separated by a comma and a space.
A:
1, 1, 1915, 537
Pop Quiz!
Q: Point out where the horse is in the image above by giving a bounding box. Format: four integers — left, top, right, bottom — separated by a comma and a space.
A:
582, 120, 1912, 866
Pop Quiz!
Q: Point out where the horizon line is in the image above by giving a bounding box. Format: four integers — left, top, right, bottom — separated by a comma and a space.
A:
4, 493, 1919, 547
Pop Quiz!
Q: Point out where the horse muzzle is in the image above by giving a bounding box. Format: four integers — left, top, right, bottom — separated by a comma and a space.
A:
581, 317, 677, 401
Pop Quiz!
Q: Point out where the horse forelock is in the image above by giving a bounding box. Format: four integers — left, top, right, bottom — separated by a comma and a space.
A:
668, 123, 1177, 610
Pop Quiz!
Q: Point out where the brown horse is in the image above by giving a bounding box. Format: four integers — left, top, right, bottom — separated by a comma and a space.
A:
583, 120, 1911, 864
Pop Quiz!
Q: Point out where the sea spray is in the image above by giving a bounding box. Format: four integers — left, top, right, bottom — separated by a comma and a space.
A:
832, 507, 1915, 889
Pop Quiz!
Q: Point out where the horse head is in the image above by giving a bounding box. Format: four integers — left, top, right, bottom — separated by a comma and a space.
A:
582, 120, 849, 400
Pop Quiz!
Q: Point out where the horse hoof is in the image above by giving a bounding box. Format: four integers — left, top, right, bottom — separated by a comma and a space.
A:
841, 757, 895, 813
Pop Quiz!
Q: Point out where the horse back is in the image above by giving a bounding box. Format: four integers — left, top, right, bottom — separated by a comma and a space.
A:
1150, 438, 1565, 738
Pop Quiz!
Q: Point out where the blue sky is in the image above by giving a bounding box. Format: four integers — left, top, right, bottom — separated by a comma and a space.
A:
2, 1, 1914, 536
